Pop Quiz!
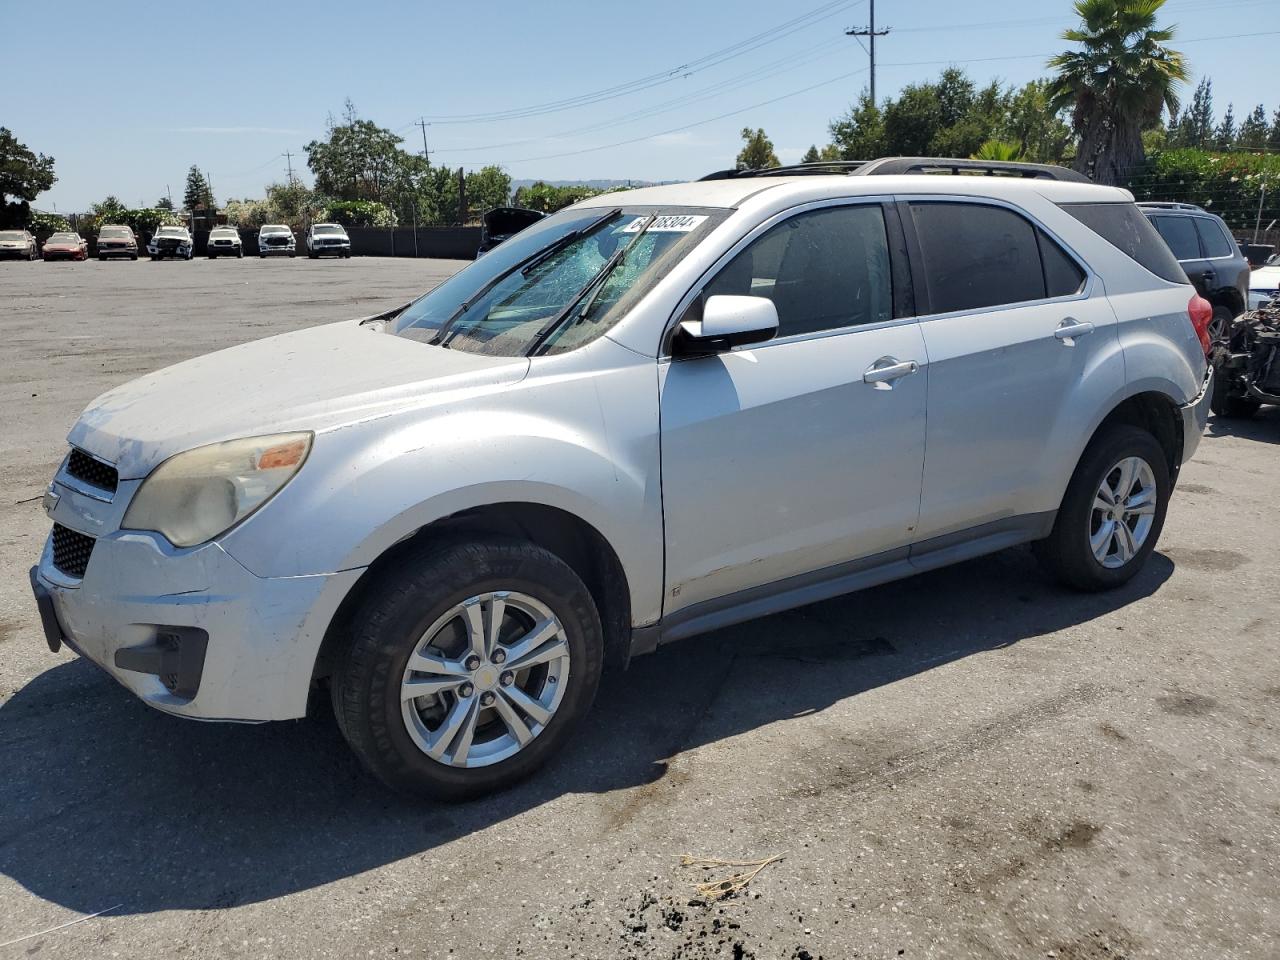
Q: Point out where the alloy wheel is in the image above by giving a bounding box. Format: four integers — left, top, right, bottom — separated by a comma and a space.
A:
400, 591, 571, 768
1089, 456, 1157, 569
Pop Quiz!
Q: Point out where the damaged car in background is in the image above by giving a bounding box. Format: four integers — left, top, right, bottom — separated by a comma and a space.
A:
1211, 301, 1280, 418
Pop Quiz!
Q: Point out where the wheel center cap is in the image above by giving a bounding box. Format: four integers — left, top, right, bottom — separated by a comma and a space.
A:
474, 666, 499, 691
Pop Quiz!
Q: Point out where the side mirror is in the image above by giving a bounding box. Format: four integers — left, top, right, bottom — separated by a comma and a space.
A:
673, 295, 778, 356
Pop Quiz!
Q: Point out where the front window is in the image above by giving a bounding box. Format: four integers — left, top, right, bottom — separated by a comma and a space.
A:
100, 227, 131, 238
156, 227, 187, 238
48, 233, 79, 242
314, 225, 344, 235
391, 206, 725, 356
0, 231, 26, 240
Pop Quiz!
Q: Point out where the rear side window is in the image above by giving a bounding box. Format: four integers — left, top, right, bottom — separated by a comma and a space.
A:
702, 204, 893, 336
1194, 217, 1234, 258
909, 202, 1045, 313
1059, 202, 1186, 284
1037, 230, 1087, 297
1151, 216, 1200, 261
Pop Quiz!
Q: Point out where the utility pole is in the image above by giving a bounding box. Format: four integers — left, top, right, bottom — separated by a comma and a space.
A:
846, 0, 891, 107
283, 150, 296, 185
417, 119, 431, 166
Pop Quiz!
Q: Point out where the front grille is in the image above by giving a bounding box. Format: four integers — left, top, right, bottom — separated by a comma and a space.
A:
67, 448, 118, 494
51, 523, 96, 579
265, 236, 290, 246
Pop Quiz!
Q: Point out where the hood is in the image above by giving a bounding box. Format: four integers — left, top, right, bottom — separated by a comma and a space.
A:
69, 319, 531, 478
1249, 266, 1280, 290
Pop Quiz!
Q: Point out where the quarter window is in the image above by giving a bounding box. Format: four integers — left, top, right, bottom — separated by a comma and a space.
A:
1193, 217, 1234, 258
701, 204, 893, 337
1152, 216, 1201, 261
909, 202, 1046, 312
1037, 229, 1087, 298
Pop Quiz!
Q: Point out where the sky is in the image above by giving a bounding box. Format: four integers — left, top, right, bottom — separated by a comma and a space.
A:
6, 0, 1276, 212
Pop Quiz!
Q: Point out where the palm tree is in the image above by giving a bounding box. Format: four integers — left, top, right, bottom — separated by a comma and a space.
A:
972, 140, 1024, 161
1048, 0, 1188, 185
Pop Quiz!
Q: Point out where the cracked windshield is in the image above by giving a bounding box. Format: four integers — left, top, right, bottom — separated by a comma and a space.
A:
391, 207, 723, 356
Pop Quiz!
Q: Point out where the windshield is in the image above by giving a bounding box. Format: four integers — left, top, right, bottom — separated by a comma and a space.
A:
48, 233, 79, 242
391, 206, 724, 356
0, 231, 26, 240
261, 225, 289, 234
100, 227, 130, 237
157, 227, 186, 237
211, 228, 237, 236
314, 225, 344, 235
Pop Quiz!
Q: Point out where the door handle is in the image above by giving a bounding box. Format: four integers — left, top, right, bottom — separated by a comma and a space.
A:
863, 357, 920, 388
1054, 318, 1095, 344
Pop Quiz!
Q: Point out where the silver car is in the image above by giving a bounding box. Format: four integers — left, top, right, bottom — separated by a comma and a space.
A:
31, 158, 1213, 799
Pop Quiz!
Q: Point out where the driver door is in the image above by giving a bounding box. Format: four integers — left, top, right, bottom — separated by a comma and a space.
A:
659, 201, 928, 617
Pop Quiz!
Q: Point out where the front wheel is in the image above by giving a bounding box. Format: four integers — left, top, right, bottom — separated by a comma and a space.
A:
1034, 425, 1170, 591
331, 537, 604, 800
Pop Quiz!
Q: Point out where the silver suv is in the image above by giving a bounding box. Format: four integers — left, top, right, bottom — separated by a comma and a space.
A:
31, 158, 1214, 799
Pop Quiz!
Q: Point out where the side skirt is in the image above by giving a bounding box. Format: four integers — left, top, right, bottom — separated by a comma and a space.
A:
628, 512, 1055, 658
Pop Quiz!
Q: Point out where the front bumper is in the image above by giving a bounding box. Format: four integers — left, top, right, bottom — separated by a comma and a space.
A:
97, 246, 136, 257
33, 466, 362, 722
0, 248, 33, 259
260, 245, 295, 255
1180, 365, 1213, 463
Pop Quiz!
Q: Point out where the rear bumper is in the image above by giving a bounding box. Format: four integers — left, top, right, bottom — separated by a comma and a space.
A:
1180, 365, 1213, 463
32, 522, 362, 722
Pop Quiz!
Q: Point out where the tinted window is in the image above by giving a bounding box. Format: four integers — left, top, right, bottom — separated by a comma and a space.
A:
1193, 217, 1234, 258
1152, 216, 1200, 261
910, 202, 1044, 313
703, 204, 893, 336
1059, 202, 1186, 284
1037, 230, 1086, 297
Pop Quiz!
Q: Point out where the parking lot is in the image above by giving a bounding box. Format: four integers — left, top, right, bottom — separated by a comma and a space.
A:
2, 256, 1279, 959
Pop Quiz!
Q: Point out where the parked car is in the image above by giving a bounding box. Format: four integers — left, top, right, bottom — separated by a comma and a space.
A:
0, 229, 39, 260
1210, 299, 1280, 418
1138, 202, 1249, 339
306, 223, 351, 258
148, 225, 194, 260
207, 226, 243, 259
1247, 253, 1279, 310
258, 224, 296, 257
41, 231, 89, 261
31, 158, 1213, 800
96, 225, 138, 260
477, 206, 545, 256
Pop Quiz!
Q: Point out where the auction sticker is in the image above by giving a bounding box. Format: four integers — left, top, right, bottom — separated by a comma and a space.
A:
621, 214, 708, 233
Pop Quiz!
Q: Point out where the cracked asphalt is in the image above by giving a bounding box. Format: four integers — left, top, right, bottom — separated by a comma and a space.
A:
1, 257, 1278, 959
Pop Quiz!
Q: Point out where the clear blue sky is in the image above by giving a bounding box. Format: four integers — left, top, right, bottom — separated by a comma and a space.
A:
6, 0, 1274, 211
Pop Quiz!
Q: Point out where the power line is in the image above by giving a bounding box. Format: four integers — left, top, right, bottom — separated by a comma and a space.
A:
414, 0, 865, 125
846, 0, 890, 105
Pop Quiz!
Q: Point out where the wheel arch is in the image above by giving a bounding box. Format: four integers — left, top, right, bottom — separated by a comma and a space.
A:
1087, 388, 1184, 480
313, 501, 636, 690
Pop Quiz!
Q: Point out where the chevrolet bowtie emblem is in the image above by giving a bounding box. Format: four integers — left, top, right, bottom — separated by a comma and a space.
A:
42, 486, 60, 517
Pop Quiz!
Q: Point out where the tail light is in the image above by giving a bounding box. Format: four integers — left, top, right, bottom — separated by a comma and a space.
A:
1188, 295, 1213, 356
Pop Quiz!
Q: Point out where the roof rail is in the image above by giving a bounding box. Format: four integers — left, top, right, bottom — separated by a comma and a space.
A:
698, 160, 869, 181
852, 157, 1091, 183
1134, 201, 1206, 212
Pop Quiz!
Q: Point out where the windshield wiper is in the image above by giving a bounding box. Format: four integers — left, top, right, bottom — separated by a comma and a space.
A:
526, 213, 658, 356
431, 207, 622, 348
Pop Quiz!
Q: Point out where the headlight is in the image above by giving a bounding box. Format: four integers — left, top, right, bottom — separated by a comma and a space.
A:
122, 432, 312, 547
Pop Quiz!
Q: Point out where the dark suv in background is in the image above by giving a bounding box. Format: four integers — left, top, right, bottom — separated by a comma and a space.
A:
1139, 202, 1249, 338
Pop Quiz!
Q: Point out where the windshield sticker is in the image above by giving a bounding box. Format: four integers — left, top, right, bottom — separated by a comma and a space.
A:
621, 214, 707, 233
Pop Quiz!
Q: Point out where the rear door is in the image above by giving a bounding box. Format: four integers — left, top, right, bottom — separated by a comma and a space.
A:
902, 197, 1123, 542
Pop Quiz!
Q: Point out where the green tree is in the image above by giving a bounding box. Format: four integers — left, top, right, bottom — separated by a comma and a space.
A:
1215, 103, 1236, 149
1239, 104, 1269, 150
1048, 0, 1188, 184
0, 127, 56, 205
735, 127, 780, 170
156, 195, 174, 211
463, 165, 513, 217
92, 195, 127, 223
511, 181, 605, 214
305, 99, 409, 202
829, 91, 886, 160
1269, 108, 1280, 150
973, 140, 1024, 160
801, 145, 822, 163
1175, 77, 1215, 147
998, 79, 1074, 163
183, 165, 214, 210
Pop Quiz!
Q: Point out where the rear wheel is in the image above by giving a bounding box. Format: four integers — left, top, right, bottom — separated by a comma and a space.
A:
1034, 425, 1170, 591
331, 537, 603, 800
1209, 305, 1234, 343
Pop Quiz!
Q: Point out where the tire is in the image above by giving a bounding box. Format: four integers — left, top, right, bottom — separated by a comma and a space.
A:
1209, 305, 1234, 343
208, 254, 216, 259
260, 253, 266, 258
308, 252, 318, 259
237, 249, 243, 259
1033, 424, 1170, 591
98, 255, 106, 261
150, 255, 159, 261
129, 253, 137, 260
331, 536, 604, 800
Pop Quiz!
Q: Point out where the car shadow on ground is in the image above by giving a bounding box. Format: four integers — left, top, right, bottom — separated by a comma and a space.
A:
1207, 406, 1280, 444
0, 546, 1172, 917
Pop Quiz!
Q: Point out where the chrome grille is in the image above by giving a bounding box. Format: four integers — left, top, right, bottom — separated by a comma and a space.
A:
51, 523, 96, 579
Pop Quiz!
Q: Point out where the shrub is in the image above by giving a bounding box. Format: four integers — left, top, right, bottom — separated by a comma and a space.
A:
1128, 149, 1280, 232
